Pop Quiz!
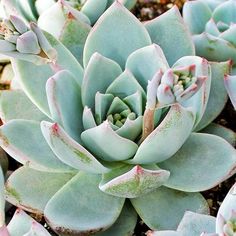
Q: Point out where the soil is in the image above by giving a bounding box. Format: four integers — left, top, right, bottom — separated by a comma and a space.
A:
2, 0, 236, 235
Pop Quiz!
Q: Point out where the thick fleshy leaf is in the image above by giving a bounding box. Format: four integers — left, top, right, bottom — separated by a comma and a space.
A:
99, 165, 170, 198
46, 70, 83, 143
173, 56, 211, 127
183, 1, 212, 34
82, 53, 122, 110
193, 33, 236, 64
195, 61, 230, 131
58, 14, 91, 65
123, 91, 143, 116
107, 97, 130, 115
7, 209, 51, 236
106, 70, 146, 100
130, 104, 194, 164
81, 121, 138, 161
41, 121, 109, 174
0, 120, 73, 172
5, 167, 75, 214
224, 74, 236, 109
0, 90, 49, 123
0, 168, 5, 227
95, 93, 114, 124
201, 123, 236, 146
83, 106, 97, 129
81, 0, 108, 25
212, 0, 236, 25
12, 31, 84, 117
95, 202, 137, 236
177, 211, 216, 236
159, 133, 236, 192
83, 1, 151, 68
199, 0, 226, 11
44, 172, 125, 235
145, 6, 195, 66
116, 116, 143, 141
38, 0, 90, 38
131, 186, 209, 230
126, 44, 169, 89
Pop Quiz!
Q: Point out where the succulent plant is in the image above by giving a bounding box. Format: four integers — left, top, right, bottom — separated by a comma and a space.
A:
183, 0, 236, 71
0, 1, 236, 235
2, 0, 137, 65
148, 182, 236, 236
183, 0, 236, 121
0, 167, 52, 236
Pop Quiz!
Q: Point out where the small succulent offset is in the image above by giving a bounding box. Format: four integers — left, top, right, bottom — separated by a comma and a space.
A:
183, 0, 236, 68
0, 1, 236, 235
2, 0, 137, 65
148, 182, 236, 236
183, 0, 236, 112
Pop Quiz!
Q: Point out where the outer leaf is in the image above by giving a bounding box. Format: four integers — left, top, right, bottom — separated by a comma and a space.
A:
195, 61, 230, 131
81, 121, 138, 162
193, 33, 236, 64
12, 31, 84, 117
95, 202, 137, 236
81, 0, 108, 25
99, 165, 170, 198
83, 1, 151, 68
58, 14, 91, 65
145, 6, 195, 66
212, 0, 236, 25
38, 1, 90, 38
183, 1, 212, 34
41, 121, 109, 174
177, 211, 216, 236
159, 133, 236, 192
201, 123, 236, 146
0, 90, 49, 123
130, 104, 195, 164
7, 209, 51, 236
130, 186, 209, 230
0, 120, 73, 172
82, 53, 122, 110
5, 167, 75, 214
46, 70, 83, 143
125, 44, 169, 89
44, 172, 125, 235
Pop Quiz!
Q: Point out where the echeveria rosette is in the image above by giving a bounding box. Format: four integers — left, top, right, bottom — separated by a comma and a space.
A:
183, 0, 236, 66
0, 2, 236, 235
